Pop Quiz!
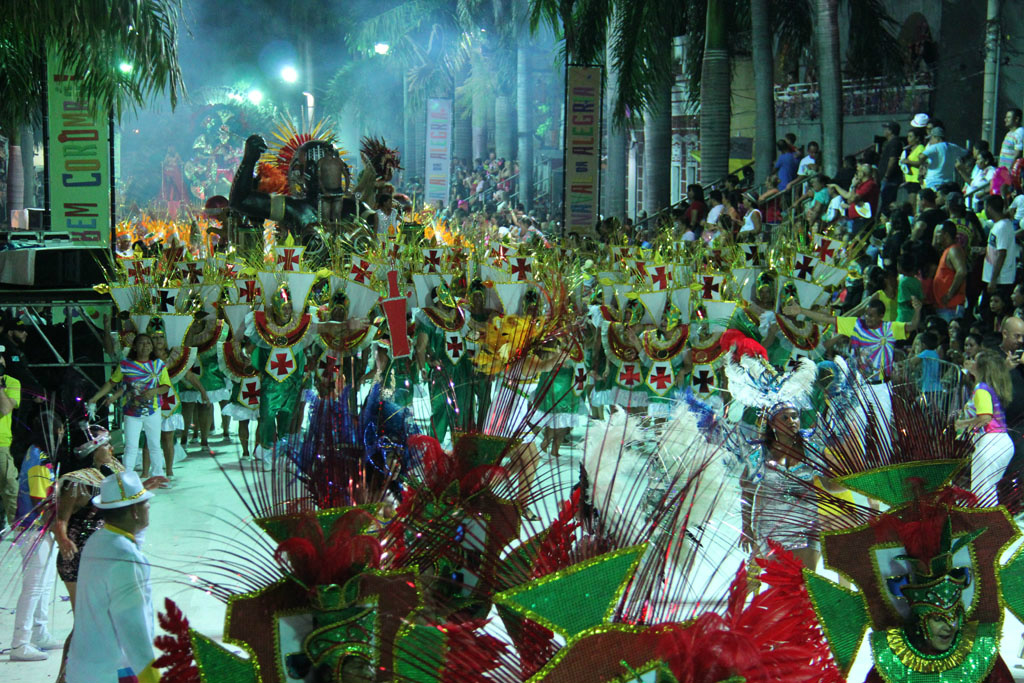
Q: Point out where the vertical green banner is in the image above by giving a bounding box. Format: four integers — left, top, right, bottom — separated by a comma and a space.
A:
563, 65, 602, 238
46, 50, 112, 246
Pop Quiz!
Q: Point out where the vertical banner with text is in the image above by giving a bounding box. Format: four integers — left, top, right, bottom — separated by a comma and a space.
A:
46, 50, 112, 246
424, 98, 453, 207
563, 65, 602, 237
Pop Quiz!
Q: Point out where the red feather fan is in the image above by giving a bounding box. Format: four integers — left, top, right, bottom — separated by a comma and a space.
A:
656, 542, 843, 683
869, 485, 977, 562
154, 598, 200, 683
439, 618, 510, 683
274, 509, 382, 589
533, 490, 581, 578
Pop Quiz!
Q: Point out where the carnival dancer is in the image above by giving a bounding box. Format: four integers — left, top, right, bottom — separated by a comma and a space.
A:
87, 333, 171, 477
218, 333, 260, 460
639, 303, 690, 422
415, 284, 475, 446
151, 331, 203, 480
65, 471, 160, 683
535, 338, 585, 459
596, 298, 649, 414
245, 282, 318, 461
783, 297, 922, 382
724, 346, 823, 570
182, 313, 231, 454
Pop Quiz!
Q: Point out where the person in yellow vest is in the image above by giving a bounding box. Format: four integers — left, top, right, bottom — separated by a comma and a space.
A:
0, 346, 22, 534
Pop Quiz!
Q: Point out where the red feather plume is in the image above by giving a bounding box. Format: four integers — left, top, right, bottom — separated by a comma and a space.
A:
274, 509, 382, 588
256, 162, 289, 195
719, 329, 768, 361
533, 490, 581, 578
153, 598, 200, 683
439, 618, 509, 683
656, 542, 842, 683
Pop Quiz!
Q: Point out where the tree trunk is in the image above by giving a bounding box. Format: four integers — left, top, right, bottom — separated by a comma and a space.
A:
21, 125, 35, 209
472, 80, 487, 163
700, 0, 731, 184
981, 0, 1001, 148
516, 46, 534, 211
402, 72, 413, 186
643, 67, 672, 216
603, 37, 627, 220
815, 0, 842, 176
750, 0, 776, 184
410, 99, 424, 185
454, 99, 472, 167
494, 94, 515, 161
6, 127, 23, 218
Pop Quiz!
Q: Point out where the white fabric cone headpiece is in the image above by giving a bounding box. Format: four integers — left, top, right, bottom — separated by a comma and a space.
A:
161, 314, 194, 349
285, 272, 316, 315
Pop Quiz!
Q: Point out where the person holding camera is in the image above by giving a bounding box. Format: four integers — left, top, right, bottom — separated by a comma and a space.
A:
0, 346, 22, 535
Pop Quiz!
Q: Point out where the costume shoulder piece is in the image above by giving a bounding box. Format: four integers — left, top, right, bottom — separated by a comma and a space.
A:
252, 311, 312, 348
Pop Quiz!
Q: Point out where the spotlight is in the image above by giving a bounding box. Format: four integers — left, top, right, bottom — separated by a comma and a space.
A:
374, 43, 390, 55
280, 66, 298, 83
247, 89, 264, 105
119, 62, 133, 74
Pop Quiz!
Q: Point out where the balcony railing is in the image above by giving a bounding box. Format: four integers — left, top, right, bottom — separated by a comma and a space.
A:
774, 74, 934, 122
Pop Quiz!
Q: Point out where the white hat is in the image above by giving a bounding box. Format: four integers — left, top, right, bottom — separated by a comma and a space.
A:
910, 113, 929, 128
92, 471, 154, 509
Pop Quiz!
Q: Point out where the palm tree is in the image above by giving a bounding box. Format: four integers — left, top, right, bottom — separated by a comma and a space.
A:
750, 0, 775, 183
815, 0, 842, 176
700, 0, 731, 184
0, 0, 186, 213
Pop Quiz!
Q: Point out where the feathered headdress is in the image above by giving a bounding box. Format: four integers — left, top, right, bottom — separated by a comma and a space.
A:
354, 136, 402, 199
724, 352, 817, 418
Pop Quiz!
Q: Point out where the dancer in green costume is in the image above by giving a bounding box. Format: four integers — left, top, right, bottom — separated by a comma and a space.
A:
415, 287, 474, 445
244, 285, 317, 456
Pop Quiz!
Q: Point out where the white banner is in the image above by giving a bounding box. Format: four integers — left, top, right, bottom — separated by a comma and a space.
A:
563, 65, 602, 236
425, 98, 453, 206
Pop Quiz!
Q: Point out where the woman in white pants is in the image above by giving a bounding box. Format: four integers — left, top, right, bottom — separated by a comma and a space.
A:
9, 412, 62, 661
88, 334, 171, 477
956, 349, 1015, 504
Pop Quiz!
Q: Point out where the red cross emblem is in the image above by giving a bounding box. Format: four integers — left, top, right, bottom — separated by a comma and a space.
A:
319, 353, 339, 378
220, 262, 237, 278
649, 364, 673, 391
240, 379, 261, 406
693, 368, 715, 394
650, 266, 671, 291
237, 280, 259, 303
269, 351, 294, 378
160, 391, 177, 412
446, 334, 464, 360
423, 250, 442, 273
701, 276, 722, 300
632, 260, 649, 279
794, 254, 817, 280
446, 248, 466, 269
490, 245, 510, 267
573, 365, 588, 392
277, 248, 300, 271
815, 237, 836, 262
350, 259, 371, 284
510, 257, 532, 281
618, 364, 641, 387
126, 261, 149, 283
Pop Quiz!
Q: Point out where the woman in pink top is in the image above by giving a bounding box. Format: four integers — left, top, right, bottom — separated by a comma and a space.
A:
956, 349, 1014, 503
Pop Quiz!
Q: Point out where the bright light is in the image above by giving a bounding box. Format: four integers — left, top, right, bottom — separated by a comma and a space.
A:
247, 89, 264, 105
280, 66, 298, 83
119, 62, 133, 74
374, 43, 390, 55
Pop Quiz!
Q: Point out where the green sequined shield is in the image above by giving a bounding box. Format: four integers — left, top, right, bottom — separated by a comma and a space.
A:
836, 460, 964, 507
191, 630, 259, 683
494, 545, 646, 638
803, 570, 869, 673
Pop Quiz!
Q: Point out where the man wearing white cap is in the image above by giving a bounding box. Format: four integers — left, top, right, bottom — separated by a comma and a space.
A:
65, 471, 159, 683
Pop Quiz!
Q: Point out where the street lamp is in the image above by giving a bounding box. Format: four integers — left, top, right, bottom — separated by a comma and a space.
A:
119, 62, 134, 74
374, 43, 390, 55
247, 89, 264, 105
280, 65, 298, 83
